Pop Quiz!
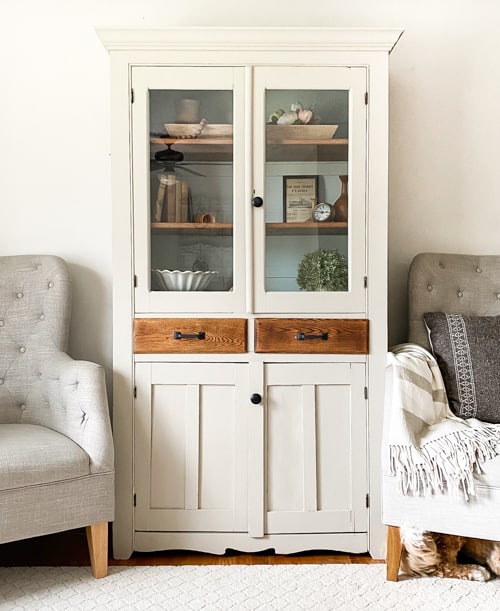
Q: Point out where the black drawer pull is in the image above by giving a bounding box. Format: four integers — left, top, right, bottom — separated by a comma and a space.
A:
296, 331, 328, 341
173, 331, 206, 340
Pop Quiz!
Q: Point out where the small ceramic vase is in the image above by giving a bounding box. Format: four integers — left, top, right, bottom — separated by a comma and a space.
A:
176, 99, 200, 124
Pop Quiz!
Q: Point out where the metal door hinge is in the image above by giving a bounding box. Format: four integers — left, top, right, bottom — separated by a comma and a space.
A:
364, 386, 368, 400
133, 386, 137, 398
133, 493, 136, 507
365, 493, 370, 508
364, 91, 368, 105
363, 276, 368, 289
134, 274, 137, 288
131, 88, 135, 104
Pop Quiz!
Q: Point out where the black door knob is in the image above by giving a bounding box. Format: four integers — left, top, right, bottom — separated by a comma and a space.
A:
250, 393, 262, 404
252, 196, 264, 208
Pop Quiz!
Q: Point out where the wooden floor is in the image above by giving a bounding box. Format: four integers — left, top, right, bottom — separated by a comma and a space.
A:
0, 528, 383, 567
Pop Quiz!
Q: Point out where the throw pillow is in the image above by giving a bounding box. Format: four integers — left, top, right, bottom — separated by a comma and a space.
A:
423, 312, 500, 423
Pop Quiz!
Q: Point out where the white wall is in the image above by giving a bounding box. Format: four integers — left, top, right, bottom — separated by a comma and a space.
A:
1, 0, 499, 393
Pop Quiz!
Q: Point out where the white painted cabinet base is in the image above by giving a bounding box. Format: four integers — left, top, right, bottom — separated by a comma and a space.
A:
134, 532, 368, 555
134, 361, 367, 554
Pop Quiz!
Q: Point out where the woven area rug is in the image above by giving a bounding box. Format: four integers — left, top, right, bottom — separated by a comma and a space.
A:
1, 564, 500, 610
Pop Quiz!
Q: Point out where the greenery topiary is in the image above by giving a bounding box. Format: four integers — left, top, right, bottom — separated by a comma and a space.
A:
296, 248, 348, 292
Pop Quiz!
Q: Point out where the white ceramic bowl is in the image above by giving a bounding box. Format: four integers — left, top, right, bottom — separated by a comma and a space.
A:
164, 123, 233, 139
154, 269, 218, 291
266, 124, 338, 140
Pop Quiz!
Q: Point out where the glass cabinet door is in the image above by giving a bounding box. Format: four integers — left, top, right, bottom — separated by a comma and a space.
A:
252, 67, 367, 314
131, 67, 246, 313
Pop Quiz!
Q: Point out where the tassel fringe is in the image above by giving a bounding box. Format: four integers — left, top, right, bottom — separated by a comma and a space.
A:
389, 424, 500, 500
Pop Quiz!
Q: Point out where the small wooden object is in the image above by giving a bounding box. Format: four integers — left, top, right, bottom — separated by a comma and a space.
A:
333, 175, 348, 222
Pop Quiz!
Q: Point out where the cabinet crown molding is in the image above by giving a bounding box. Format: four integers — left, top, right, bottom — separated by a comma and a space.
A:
96, 26, 403, 53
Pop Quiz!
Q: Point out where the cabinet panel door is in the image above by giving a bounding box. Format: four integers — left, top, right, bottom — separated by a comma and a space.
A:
135, 362, 248, 532
252, 66, 367, 314
131, 66, 246, 313
263, 363, 367, 534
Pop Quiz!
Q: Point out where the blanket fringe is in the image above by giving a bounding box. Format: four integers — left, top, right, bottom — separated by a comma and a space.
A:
389, 424, 500, 500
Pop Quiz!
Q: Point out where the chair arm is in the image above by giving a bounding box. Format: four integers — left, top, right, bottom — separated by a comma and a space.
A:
40, 352, 114, 474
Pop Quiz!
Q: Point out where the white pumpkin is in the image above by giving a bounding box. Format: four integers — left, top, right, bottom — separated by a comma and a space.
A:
277, 111, 297, 125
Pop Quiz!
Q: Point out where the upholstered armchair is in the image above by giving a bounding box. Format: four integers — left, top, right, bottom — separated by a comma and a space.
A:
383, 253, 500, 581
0, 255, 114, 577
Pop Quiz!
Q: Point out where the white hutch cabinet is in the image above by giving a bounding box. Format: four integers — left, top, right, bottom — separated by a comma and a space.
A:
98, 27, 402, 560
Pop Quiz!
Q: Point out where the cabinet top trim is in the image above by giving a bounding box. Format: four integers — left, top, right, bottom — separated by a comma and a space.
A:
97, 27, 404, 54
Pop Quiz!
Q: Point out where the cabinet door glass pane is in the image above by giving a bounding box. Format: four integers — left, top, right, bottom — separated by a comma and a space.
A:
149, 89, 234, 293
265, 89, 349, 293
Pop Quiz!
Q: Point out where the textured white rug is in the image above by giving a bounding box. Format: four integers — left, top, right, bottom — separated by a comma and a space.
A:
1, 564, 500, 610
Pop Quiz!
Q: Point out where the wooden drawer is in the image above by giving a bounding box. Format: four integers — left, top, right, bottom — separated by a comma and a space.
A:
254, 318, 368, 354
134, 318, 247, 354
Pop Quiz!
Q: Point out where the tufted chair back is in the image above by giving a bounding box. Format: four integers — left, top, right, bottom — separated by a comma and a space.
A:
0, 255, 71, 424
408, 253, 500, 349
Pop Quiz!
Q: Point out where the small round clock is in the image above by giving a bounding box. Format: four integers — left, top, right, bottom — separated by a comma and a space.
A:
312, 202, 335, 222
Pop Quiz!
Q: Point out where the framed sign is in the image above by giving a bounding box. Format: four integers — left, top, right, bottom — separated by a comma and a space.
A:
283, 175, 319, 223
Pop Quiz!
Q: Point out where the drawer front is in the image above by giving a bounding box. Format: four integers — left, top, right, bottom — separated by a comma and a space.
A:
134, 318, 247, 354
254, 318, 368, 354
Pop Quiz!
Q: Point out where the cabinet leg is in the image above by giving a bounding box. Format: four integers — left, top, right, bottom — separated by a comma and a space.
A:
86, 522, 109, 578
386, 525, 403, 582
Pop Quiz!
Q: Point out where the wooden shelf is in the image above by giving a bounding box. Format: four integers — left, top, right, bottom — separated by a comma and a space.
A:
150, 138, 233, 162
266, 222, 348, 235
150, 137, 348, 163
267, 138, 348, 146
151, 222, 347, 236
150, 137, 347, 147
151, 138, 233, 146
151, 222, 233, 236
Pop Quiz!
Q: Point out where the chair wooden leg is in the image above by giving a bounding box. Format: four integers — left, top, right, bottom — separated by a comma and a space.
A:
386, 525, 403, 582
86, 522, 108, 578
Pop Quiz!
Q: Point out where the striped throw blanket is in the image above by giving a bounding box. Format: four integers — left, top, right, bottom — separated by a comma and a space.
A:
387, 343, 500, 499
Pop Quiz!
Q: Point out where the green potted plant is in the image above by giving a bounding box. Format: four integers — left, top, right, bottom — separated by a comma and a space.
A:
296, 248, 348, 292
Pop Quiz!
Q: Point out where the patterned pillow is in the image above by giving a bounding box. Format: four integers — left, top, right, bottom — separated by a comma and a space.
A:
423, 312, 500, 423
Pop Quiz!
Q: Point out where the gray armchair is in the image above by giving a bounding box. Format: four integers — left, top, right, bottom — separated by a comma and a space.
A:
383, 253, 500, 580
0, 255, 114, 577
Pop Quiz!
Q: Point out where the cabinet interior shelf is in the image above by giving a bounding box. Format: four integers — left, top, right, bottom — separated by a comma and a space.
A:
151, 221, 347, 236
151, 222, 233, 236
151, 137, 233, 146
267, 222, 347, 235
151, 137, 348, 163
151, 137, 348, 146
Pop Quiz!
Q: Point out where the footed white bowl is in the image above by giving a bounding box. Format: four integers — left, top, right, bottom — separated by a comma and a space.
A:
154, 269, 218, 291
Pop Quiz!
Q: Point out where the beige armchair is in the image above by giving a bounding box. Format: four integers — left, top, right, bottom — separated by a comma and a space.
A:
0, 255, 114, 577
383, 253, 500, 581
